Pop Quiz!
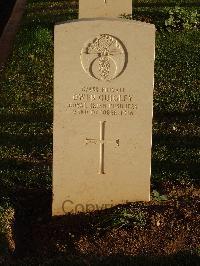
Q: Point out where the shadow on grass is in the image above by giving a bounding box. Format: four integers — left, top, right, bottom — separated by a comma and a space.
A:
0, 0, 16, 36
153, 134, 200, 148
154, 110, 200, 121
0, 109, 199, 184
12, 188, 52, 258
0, 133, 52, 148
0, 159, 51, 171
152, 160, 200, 182
0, 112, 52, 123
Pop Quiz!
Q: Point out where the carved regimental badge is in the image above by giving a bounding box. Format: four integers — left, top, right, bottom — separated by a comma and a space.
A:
80, 34, 127, 81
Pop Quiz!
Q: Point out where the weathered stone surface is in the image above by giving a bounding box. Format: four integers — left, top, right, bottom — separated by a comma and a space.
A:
53, 19, 155, 215
79, 0, 132, 19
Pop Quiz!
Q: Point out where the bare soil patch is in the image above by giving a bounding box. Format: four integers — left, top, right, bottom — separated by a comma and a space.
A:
9, 183, 199, 261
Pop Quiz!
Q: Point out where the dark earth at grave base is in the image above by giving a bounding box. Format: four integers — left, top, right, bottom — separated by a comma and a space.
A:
0, 0, 16, 36
5, 182, 199, 263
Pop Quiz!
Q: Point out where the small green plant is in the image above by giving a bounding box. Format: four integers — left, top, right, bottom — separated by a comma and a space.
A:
96, 208, 147, 231
152, 190, 168, 202
193, 247, 200, 256
120, 13, 132, 20
114, 209, 147, 227
165, 7, 200, 31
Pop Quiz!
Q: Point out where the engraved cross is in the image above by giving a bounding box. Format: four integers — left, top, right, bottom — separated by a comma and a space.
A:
85, 121, 119, 174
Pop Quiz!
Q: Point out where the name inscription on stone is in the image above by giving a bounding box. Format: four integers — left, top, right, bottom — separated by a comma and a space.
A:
66, 86, 138, 117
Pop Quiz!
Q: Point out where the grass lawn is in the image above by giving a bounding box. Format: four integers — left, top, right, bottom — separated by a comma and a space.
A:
0, 0, 199, 264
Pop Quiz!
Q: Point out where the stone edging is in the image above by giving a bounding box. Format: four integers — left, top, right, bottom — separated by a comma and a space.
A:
0, 0, 27, 71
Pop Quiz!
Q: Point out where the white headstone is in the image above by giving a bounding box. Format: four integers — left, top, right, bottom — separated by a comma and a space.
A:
52, 1, 155, 215
79, 0, 132, 19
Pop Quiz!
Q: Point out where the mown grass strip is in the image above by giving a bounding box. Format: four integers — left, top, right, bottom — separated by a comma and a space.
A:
0, 0, 199, 208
